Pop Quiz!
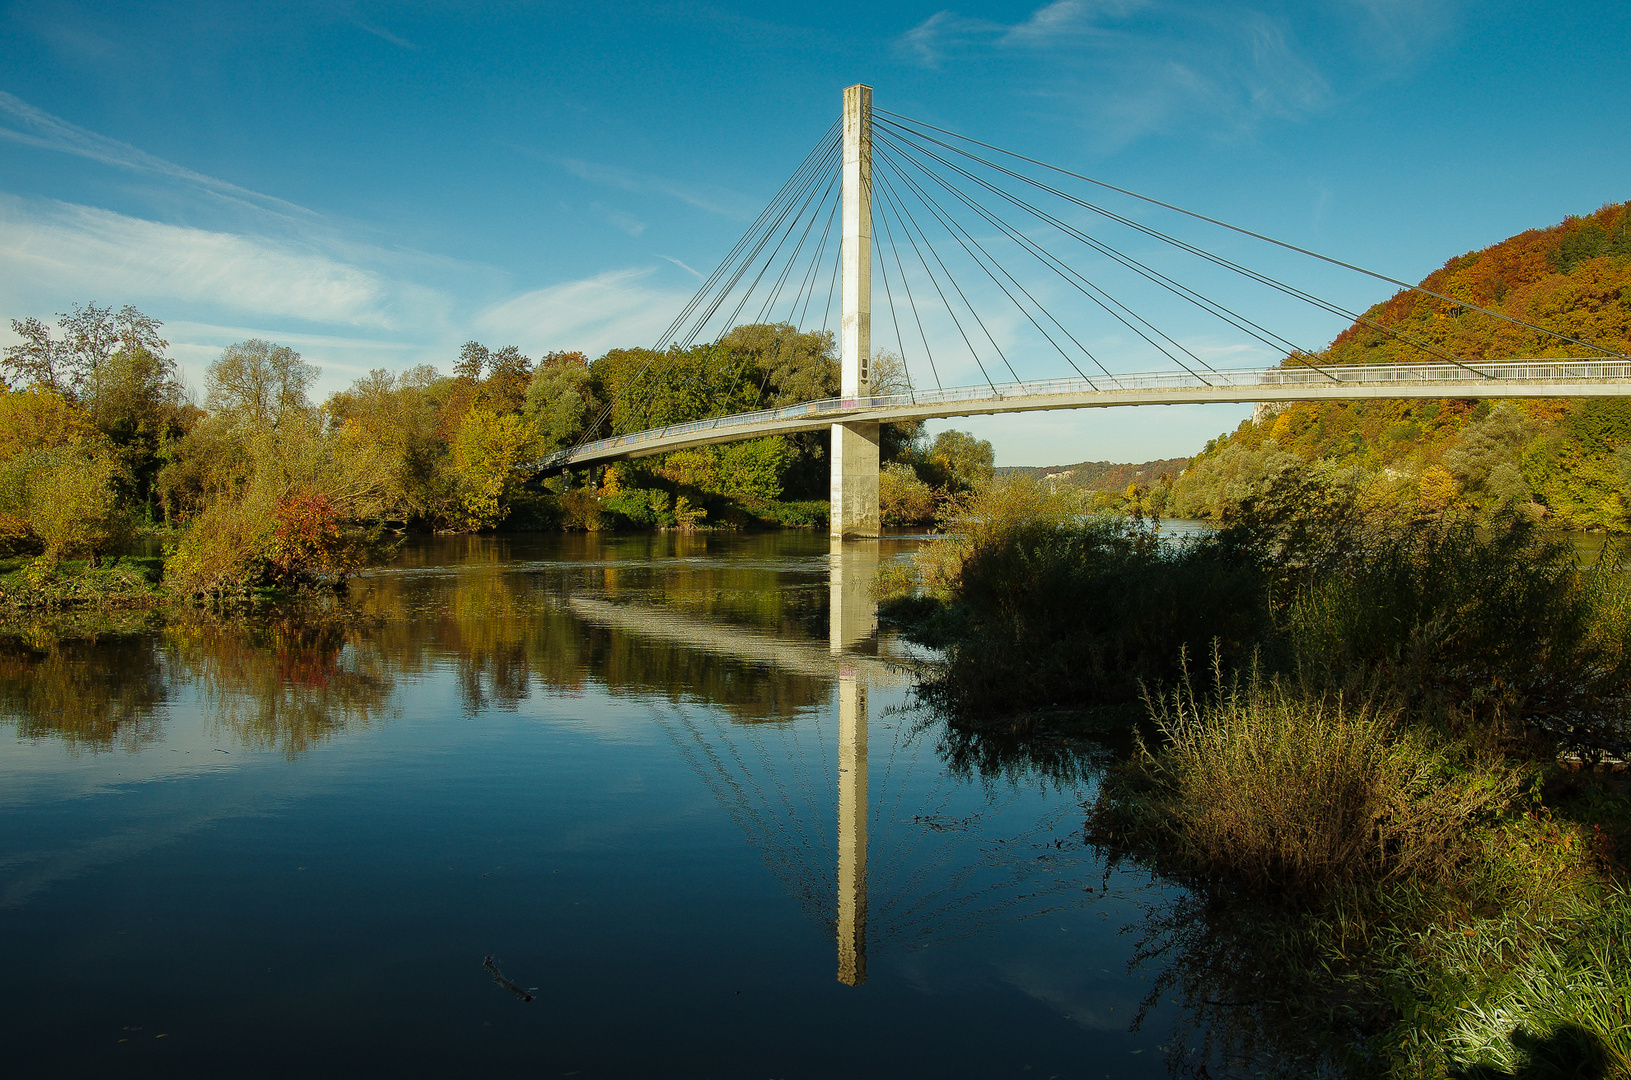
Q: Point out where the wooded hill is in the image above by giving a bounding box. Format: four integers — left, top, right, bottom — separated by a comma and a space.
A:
997, 458, 1189, 492
1170, 202, 1631, 529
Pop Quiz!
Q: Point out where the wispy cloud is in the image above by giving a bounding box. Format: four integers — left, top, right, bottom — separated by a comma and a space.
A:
594, 204, 648, 237
475, 268, 692, 356
0, 195, 409, 328
658, 254, 703, 279
550, 155, 758, 219
342, 4, 418, 49
0, 90, 312, 217
892, 1, 1392, 145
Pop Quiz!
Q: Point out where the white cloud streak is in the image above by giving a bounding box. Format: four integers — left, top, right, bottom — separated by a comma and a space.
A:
553, 155, 758, 219
343, 5, 418, 50
0, 90, 312, 217
0, 195, 405, 327
893, 1, 1359, 144
475, 268, 692, 357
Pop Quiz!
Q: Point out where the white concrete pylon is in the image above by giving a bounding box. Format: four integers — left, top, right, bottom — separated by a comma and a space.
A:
831, 83, 881, 538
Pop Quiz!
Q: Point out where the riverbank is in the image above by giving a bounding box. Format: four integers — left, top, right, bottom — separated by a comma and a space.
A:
0, 554, 167, 615
877, 473, 1631, 1076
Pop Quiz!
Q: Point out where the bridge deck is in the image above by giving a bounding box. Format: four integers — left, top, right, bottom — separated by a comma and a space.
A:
540, 360, 1631, 469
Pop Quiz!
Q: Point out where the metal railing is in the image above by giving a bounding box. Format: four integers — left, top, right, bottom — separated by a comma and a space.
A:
538, 358, 1631, 469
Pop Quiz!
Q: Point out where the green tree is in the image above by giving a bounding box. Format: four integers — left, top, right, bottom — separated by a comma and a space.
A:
880, 461, 936, 525
2, 447, 132, 564
925, 429, 995, 493
717, 323, 837, 406
326, 366, 449, 523
450, 405, 530, 530
524, 356, 596, 456
3, 303, 166, 400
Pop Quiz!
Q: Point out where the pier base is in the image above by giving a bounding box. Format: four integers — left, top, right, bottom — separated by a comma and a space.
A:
830, 421, 880, 538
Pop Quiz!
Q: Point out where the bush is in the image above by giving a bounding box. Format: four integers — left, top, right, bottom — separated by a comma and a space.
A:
1286, 517, 1631, 759
602, 487, 674, 528
894, 476, 1272, 717
754, 500, 827, 530
1095, 660, 1518, 897
163, 497, 276, 601
879, 461, 936, 525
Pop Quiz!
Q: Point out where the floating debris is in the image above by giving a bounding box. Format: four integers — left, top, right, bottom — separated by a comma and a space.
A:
483, 955, 534, 1003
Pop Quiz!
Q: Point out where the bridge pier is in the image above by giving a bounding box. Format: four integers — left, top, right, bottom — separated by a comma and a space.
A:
830, 421, 880, 538
831, 83, 880, 539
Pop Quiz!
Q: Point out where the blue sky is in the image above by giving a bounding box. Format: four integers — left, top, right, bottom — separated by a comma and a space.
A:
2, 0, 1628, 465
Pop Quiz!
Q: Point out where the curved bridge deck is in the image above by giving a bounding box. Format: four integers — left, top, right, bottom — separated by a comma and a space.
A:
541, 359, 1631, 469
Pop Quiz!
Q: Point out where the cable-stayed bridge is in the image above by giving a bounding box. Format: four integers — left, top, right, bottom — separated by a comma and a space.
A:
543, 85, 1631, 536
549, 359, 1631, 466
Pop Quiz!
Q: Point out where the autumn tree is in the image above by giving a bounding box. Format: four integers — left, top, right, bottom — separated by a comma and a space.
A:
2, 303, 167, 400
206, 339, 318, 432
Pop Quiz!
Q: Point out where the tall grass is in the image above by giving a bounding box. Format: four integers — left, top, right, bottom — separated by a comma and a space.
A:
1101, 657, 1518, 897
1286, 518, 1631, 760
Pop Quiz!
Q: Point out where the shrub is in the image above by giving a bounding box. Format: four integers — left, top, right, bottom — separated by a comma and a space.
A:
1285, 517, 1631, 759
163, 497, 276, 601
900, 476, 1272, 716
558, 490, 605, 531
1095, 659, 1518, 897
602, 488, 674, 528
879, 461, 935, 525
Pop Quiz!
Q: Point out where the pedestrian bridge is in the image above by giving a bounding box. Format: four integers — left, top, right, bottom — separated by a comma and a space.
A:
546, 84, 1631, 536
541, 358, 1631, 470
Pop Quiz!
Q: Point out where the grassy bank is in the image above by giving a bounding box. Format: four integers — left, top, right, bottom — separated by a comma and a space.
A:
878, 473, 1631, 1076
0, 554, 166, 615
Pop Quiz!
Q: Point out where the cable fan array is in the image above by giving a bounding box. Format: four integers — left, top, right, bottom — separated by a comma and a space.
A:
568, 109, 1627, 461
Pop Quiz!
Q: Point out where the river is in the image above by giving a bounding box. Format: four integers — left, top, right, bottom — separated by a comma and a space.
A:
1, 532, 1187, 1078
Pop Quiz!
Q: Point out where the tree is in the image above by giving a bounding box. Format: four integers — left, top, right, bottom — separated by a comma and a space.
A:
880, 461, 936, 525
0, 387, 98, 461
1443, 405, 1531, 492
454, 341, 488, 382
4, 303, 168, 401
718, 323, 837, 406
483, 345, 533, 413
206, 339, 318, 431
1417, 464, 1458, 515
524, 358, 595, 456
871, 349, 923, 462
1, 447, 131, 564
450, 405, 530, 530
325, 367, 448, 523
927, 429, 995, 493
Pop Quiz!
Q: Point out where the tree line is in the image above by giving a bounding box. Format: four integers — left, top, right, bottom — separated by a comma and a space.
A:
1, 305, 992, 600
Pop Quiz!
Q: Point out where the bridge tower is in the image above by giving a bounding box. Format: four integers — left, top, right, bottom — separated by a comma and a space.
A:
831, 84, 881, 538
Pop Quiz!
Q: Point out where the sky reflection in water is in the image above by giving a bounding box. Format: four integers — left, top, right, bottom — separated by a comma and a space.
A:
0, 531, 1180, 1078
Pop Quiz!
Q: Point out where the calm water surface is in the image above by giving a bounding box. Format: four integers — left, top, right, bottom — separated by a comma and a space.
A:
1, 532, 1183, 1078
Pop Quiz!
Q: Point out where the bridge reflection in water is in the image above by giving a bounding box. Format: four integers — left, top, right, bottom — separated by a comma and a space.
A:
832, 539, 878, 985
566, 538, 1088, 989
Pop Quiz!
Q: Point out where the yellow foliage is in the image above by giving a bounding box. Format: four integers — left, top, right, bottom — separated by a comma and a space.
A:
0, 387, 98, 462
450, 405, 530, 530
1417, 464, 1459, 515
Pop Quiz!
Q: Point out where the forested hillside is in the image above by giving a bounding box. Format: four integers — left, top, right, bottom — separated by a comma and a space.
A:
1170, 202, 1631, 529
999, 458, 1188, 496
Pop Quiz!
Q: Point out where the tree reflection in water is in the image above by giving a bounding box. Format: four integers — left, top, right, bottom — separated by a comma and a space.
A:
1, 533, 1113, 999
0, 630, 169, 751
0, 612, 397, 758
164, 614, 396, 757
